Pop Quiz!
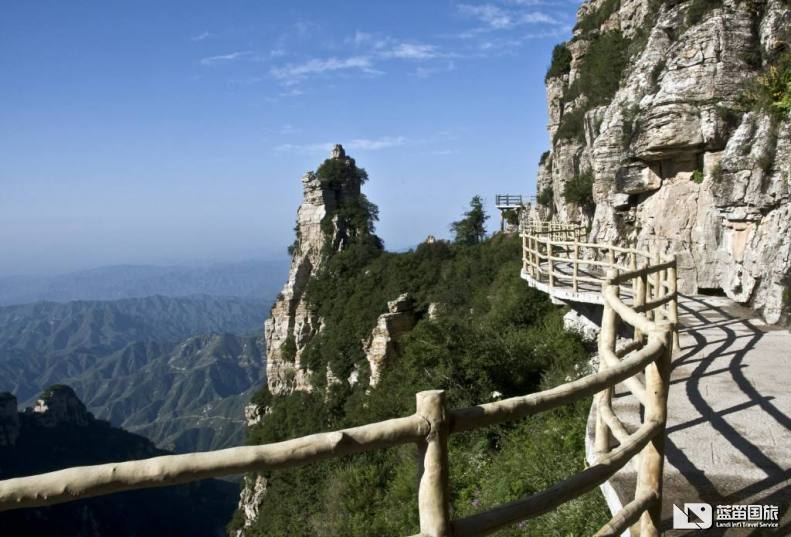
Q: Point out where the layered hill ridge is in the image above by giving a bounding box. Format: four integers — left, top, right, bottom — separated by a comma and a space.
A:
0, 294, 268, 451
0, 259, 288, 306
537, 0, 790, 323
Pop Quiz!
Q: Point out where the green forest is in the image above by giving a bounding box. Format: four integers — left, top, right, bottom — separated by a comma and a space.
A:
230, 157, 610, 536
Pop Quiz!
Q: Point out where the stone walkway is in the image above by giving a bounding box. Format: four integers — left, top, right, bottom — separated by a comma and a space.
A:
591, 294, 791, 536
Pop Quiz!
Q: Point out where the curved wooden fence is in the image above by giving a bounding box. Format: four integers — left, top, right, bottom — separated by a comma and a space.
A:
0, 222, 676, 537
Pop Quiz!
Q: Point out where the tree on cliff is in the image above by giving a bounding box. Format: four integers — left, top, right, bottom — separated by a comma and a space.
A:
451, 195, 489, 245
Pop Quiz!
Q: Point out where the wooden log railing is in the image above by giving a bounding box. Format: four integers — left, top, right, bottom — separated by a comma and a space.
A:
0, 222, 675, 537
521, 220, 679, 536
521, 221, 680, 350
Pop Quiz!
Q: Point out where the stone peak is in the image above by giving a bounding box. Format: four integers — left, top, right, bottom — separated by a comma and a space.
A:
32, 384, 92, 427
330, 144, 346, 160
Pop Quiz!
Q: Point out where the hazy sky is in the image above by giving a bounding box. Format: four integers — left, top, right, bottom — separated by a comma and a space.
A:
0, 0, 579, 276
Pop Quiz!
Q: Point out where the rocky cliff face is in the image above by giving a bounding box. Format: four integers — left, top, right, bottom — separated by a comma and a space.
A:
538, 0, 790, 323
239, 145, 378, 533
264, 144, 367, 395
364, 293, 418, 386
236, 146, 409, 535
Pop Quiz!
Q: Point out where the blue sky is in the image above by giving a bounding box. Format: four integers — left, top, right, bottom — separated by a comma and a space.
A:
0, 0, 580, 276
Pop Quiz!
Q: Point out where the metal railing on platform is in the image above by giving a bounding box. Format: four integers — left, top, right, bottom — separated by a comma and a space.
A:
495, 194, 525, 207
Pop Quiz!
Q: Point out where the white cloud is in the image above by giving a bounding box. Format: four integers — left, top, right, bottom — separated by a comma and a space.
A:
191, 31, 213, 42
386, 43, 441, 60
457, 3, 560, 30
518, 12, 558, 24
275, 136, 408, 153
279, 88, 305, 98
413, 61, 456, 78
458, 4, 514, 29
280, 124, 301, 134
347, 136, 408, 150
271, 56, 379, 82
505, 0, 547, 5
200, 50, 252, 66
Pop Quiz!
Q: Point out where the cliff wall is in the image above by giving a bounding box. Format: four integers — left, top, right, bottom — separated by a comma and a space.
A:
264, 144, 367, 394
538, 0, 790, 323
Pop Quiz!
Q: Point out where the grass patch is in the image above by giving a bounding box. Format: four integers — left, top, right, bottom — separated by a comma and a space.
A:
711, 162, 723, 183
686, 0, 723, 26
564, 170, 595, 208
546, 44, 573, 81
537, 186, 554, 207
575, 0, 620, 33
555, 31, 631, 143
691, 169, 705, 184
554, 107, 587, 143
741, 52, 791, 120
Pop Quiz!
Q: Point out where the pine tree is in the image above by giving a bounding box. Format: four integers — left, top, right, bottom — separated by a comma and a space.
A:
451, 195, 489, 245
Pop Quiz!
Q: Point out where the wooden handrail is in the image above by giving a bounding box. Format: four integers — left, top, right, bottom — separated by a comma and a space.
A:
449, 337, 661, 433
0, 220, 675, 537
521, 221, 677, 537
0, 413, 429, 511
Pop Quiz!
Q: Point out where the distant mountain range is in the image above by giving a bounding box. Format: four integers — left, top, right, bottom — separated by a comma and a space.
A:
0, 294, 269, 452
0, 259, 289, 306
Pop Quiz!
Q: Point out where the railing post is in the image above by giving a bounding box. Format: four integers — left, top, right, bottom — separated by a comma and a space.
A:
635, 325, 671, 537
596, 270, 619, 455
652, 250, 664, 323
668, 256, 680, 351
548, 239, 554, 289
416, 390, 451, 537
572, 235, 579, 293
634, 262, 648, 345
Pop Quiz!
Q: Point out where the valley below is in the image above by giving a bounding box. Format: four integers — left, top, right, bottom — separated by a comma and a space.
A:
0, 289, 275, 452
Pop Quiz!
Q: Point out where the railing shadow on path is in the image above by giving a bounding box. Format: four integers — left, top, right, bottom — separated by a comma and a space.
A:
659, 295, 790, 535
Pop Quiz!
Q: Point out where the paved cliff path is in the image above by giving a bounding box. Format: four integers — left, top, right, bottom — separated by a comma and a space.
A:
607, 294, 791, 535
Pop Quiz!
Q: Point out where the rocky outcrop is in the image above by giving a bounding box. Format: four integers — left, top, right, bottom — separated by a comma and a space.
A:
264, 144, 364, 394
234, 474, 268, 537
563, 309, 601, 342
0, 392, 19, 447
243, 403, 265, 427
539, 0, 791, 323
238, 145, 378, 534
364, 294, 418, 386
30, 385, 93, 427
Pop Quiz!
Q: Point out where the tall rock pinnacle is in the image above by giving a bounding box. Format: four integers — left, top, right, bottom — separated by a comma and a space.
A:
264, 144, 372, 394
